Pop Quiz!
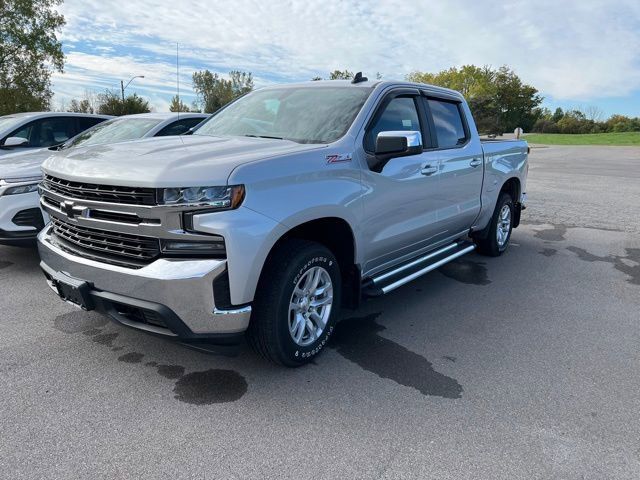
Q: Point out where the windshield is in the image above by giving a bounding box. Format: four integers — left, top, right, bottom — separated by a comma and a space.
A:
62, 117, 163, 149
0, 116, 24, 134
194, 86, 372, 144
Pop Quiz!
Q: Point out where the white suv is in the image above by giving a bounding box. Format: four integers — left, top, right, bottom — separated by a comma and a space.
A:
0, 113, 207, 246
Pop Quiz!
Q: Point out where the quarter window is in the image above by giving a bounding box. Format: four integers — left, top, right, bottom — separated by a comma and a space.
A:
427, 99, 467, 148
365, 96, 421, 152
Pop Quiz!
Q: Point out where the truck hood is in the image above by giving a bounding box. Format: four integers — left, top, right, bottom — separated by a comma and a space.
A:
0, 148, 54, 180
42, 135, 324, 187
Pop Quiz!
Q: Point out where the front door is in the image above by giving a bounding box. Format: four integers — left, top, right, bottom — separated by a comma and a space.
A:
359, 91, 446, 275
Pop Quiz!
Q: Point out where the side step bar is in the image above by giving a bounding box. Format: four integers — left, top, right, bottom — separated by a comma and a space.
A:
362, 241, 476, 297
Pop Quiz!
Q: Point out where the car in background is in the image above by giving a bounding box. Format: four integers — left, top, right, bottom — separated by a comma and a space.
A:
0, 112, 112, 157
0, 112, 208, 246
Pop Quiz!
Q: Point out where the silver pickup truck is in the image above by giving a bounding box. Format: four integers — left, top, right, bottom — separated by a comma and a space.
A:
37, 76, 528, 366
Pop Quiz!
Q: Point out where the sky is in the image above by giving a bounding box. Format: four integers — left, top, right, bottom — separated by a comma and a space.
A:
52, 0, 640, 118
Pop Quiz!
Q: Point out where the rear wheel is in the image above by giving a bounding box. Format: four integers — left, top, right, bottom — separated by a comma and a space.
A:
474, 192, 514, 257
247, 239, 341, 366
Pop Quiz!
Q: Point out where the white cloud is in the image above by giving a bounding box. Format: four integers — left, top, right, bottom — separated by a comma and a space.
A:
53, 0, 640, 110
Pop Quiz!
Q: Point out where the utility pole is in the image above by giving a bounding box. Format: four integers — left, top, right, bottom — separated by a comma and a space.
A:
120, 75, 145, 113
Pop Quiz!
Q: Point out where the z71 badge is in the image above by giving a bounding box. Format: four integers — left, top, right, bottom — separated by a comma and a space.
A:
326, 153, 352, 164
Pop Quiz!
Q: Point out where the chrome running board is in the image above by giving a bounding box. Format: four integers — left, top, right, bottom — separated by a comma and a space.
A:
362, 241, 476, 296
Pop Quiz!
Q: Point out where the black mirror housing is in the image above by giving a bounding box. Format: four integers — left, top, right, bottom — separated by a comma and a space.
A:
371, 131, 423, 172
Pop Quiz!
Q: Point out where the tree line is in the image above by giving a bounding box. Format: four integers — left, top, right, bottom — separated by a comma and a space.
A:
2, 0, 638, 134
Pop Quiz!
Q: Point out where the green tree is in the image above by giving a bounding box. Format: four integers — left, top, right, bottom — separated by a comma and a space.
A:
552, 107, 564, 122
407, 65, 542, 133
192, 70, 253, 113
96, 90, 151, 116
68, 98, 93, 114
329, 70, 354, 80
169, 95, 190, 112
0, 0, 65, 115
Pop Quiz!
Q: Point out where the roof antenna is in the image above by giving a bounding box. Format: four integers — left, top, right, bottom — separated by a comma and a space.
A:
351, 72, 368, 84
176, 42, 180, 119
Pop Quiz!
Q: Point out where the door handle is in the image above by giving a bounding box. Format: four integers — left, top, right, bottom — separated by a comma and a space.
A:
421, 165, 438, 176
470, 158, 482, 167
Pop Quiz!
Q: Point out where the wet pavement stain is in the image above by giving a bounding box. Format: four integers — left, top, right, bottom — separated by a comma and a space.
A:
567, 246, 640, 285
118, 352, 144, 363
92, 332, 119, 347
0, 261, 13, 269
157, 365, 185, 379
173, 369, 248, 405
438, 259, 490, 285
53, 312, 108, 334
82, 328, 103, 336
330, 313, 463, 399
534, 224, 567, 241
540, 248, 557, 257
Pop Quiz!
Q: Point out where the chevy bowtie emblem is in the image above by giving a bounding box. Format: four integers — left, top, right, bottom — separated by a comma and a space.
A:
326, 153, 352, 164
61, 200, 88, 219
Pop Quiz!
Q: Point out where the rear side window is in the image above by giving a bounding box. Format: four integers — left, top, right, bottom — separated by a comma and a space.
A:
427, 99, 467, 148
78, 117, 107, 131
155, 117, 205, 136
365, 96, 421, 152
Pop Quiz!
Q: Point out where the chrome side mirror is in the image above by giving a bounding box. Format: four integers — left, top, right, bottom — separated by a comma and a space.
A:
371, 131, 422, 172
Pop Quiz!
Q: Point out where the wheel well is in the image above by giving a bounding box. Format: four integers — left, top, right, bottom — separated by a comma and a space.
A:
501, 177, 522, 228
271, 217, 360, 308
501, 177, 521, 203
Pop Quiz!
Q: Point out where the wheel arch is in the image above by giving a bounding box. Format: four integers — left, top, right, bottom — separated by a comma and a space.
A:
261, 216, 361, 309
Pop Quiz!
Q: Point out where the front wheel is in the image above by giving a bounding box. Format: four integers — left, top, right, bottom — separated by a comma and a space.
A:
247, 239, 341, 366
474, 192, 514, 257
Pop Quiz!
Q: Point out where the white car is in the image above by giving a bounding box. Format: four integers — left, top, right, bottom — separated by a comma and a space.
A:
0, 112, 208, 246
0, 112, 111, 157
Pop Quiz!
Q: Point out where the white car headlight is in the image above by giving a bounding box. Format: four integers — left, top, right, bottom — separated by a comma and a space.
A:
3, 183, 40, 196
0, 176, 43, 196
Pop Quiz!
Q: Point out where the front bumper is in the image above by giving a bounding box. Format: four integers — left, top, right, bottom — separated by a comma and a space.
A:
0, 190, 47, 245
37, 225, 252, 341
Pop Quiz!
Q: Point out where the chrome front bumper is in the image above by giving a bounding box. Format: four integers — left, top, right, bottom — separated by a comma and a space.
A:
37, 225, 251, 337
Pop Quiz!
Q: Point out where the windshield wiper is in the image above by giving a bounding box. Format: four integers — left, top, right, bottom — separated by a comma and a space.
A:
243, 134, 285, 140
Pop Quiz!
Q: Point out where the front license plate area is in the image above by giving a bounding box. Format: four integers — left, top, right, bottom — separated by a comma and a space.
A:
52, 273, 94, 311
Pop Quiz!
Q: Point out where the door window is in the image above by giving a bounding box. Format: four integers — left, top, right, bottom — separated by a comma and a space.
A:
427, 99, 467, 148
155, 117, 205, 136
365, 96, 421, 152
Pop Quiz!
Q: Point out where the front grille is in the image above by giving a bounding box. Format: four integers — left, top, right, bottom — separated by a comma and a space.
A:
50, 217, 160, 268
12, 208, 45, 229
42, 174, 156, 205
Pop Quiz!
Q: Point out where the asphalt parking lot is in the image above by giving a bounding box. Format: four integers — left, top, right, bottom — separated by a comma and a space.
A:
1, 145, 639, 479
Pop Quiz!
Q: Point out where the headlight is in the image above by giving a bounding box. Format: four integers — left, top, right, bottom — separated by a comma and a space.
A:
3, 183, 40, 196
159, 185, 245, 209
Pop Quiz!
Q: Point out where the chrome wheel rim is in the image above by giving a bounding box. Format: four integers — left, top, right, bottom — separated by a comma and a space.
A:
288, 266, 333, 347
496, 204, 511, 248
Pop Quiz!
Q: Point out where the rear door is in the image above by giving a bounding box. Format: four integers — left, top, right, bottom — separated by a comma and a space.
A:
423, 95, 483, 235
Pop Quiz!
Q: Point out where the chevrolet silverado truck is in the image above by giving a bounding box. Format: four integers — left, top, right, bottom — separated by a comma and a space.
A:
37, 76, 528, 366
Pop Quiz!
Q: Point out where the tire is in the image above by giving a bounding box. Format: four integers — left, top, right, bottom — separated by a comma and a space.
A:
247, 239, 341, 367
474, 192, 514, 257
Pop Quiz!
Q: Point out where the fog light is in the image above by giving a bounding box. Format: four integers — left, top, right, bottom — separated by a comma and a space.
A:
161, 239, 226, 257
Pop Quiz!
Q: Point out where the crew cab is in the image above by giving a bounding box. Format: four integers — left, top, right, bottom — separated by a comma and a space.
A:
37, 77, 528, 366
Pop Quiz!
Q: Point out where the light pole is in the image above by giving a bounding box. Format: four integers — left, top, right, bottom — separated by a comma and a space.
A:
120, 75, 145, 103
